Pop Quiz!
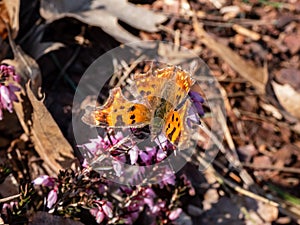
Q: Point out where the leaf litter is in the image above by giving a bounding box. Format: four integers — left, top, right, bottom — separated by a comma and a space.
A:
0, 0, 300, 224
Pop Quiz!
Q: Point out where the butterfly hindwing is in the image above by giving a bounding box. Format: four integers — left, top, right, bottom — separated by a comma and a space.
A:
164, 99, 195, 148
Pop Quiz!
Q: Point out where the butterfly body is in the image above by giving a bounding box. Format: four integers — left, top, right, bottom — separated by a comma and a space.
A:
82, 66, 196, 147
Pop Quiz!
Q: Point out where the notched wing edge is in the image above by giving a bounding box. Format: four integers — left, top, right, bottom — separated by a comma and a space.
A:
82, 105, 102, 126
82, 87, 126, 127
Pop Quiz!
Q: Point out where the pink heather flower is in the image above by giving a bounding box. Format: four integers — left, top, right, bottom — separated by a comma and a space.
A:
79, 132, 124, 156
90, 200, 113, 223
1, 201, 17, 216
168, 208, 182, 220
158, 167, 176, 188
129, 146, 139, 165
80, 136, 105, 155
144, 188, 156, 198
82, 158, 89, 168
139, 151, 149, 164
96, 211, 105, 223
188, 90, 205, 116
102, 202, 113, 218
103, 132, 123, 149
47, 188, 58, 208
33, 175, 55, 187
156, 148, 166, 162
0, 65, 16, 79
150, 200, 166, 214
112, 160, 123, 177
90, 208, 105, 223
0, 64, 20, 120
145, 146, 157, 159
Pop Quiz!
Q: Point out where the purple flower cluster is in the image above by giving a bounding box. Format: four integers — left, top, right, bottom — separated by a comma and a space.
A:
188, 90, 205, 116
90, 200, 113, 223
33, 175, 58, 208
30, 89, 205, 224
79, 132, 171, 178
76, 132, 187, 223
117, 186, 182, 224
0, 64, 21, 120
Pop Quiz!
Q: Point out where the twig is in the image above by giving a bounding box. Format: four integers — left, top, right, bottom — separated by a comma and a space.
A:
115, 55, 147, 88
222, 176, 279, 207
242, 163, 300, 174
200, 158, 300, 221
226, 92, 261, 98
0, 194, 20, 203
199, 157, 278, 206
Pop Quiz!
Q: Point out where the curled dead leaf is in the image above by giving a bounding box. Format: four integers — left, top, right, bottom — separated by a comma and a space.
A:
40, 0, 167, 44
13, 82, 74, 176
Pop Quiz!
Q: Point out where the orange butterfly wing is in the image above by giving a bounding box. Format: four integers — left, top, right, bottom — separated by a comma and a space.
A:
82, 87, 151, 128
164, 99, 194, 147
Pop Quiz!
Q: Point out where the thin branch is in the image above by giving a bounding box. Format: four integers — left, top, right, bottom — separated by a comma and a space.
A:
0, 194, 20, 203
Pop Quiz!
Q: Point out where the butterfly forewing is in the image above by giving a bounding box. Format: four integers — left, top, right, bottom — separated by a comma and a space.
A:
82, 87, 151, 128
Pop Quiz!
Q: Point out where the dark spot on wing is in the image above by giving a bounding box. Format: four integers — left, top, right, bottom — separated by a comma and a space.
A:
113, 108, 118, 113
168, 127, 176, 140
176, 117, 179, 122
130, 114, 135, 120
128, 105, 136, 112
146, 91, 151, 95
140, 90, 145, 96
171, 114, 174, 121
131, 119, 136, 124
120, 106, 125, 109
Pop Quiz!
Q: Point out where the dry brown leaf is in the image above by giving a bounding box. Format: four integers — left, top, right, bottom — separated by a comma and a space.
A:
0, 0, 19, 39
276, 68, 300, 92
25, 82, 74, 175
0, 1, 10, 39
259, 203, 279, 224
272, 81, 300, 119
40, 0, 167, 44
193, 18, 268, 94
284, 33, 300, 55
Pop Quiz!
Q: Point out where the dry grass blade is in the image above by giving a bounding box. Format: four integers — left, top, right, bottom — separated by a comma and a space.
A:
192, 16, 268, 94
201, 158, 300, 222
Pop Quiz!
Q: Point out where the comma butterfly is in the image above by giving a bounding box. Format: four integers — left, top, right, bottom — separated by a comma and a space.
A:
82, 66, 198, 148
